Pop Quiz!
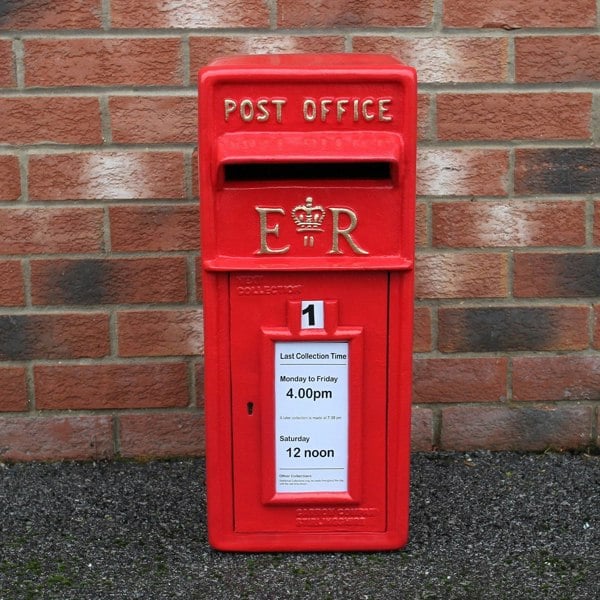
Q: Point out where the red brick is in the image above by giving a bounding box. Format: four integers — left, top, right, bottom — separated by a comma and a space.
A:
418, 149, 509, 196
0, 0, 102, 29
415, 201, 427, 247
438, 306, 589, 353
0, 416, 114, 461
438, 93, 591, 141
0, 155, 20, 201
433, 200, 585, 248
513, 356, 600, 402
195, 256, 203, 303
516, 149, 600, 196
444, 0, 596, 28
441, 405, 593, 451
0, 40, 15, 87
0, 312, 109, 360
192, 148, 199, 201
118, 309, 203, 357
31, 257, 188, 306
353, 37, 508, 83
514, 253, 600, 298
35, 363, 189, 410
112, 0, 269, 28
195, 361, 204, 408
593, 306, 600, 349
190, 35, 346, 72
413, 306, 432, 352
0, 367, 28, 412
0, 97, 101, 145
411, 407, 434, 452
516, 36, 600, 83
0, 208, 103, 254
414, 358, 507, 404
110, 205, 198, 252
110, 96, 197, 144
0, 260, 24, 306
417, 94, 431, 141
24, 38, 183, 88
29, 152, 185, 201
277, 0, 432, 27
119, 412, 204, 458
593, 201, 600, 244
416, 253, 508, 299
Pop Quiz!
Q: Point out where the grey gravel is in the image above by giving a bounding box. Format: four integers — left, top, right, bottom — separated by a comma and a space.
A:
0, 452, 598, 599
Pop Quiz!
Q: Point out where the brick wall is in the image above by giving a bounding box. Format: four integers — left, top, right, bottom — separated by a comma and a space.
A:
0, 1, 598, 460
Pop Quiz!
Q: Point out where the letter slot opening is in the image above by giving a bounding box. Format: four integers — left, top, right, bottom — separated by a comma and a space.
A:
224, 161, 393, 183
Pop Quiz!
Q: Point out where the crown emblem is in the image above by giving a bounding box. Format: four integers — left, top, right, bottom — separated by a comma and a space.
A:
291, 197, 326, 232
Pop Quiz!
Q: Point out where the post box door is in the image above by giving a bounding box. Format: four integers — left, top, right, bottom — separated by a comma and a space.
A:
230, 271, 390, 533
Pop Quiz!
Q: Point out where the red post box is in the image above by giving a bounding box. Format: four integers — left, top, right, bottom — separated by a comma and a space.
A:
198, 54, 416, 552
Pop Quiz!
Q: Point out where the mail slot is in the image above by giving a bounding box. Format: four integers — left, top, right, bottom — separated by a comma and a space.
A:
198, 54, 416, 551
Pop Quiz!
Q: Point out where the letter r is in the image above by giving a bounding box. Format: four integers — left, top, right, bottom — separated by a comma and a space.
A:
327, 208, 369, 255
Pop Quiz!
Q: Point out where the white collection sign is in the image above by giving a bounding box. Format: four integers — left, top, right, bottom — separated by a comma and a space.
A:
275, 340, 349, 493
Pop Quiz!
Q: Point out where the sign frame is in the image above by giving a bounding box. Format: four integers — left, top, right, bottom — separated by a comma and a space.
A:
260, 300, 364, 505
275, 339, 350, 495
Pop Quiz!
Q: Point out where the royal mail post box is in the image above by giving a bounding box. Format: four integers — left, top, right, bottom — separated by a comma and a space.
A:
198, 54, 416, 551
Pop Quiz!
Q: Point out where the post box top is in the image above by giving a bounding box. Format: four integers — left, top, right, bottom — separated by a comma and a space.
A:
204, 53, 408, 70
200, 53, 415, 81
198, 53, 416, 272
198, 53, 416, 139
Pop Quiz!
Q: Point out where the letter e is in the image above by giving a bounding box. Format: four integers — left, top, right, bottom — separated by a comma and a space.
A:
256, 207, 290, 255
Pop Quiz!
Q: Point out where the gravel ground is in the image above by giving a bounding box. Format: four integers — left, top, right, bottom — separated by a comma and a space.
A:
0, 452, 598, 599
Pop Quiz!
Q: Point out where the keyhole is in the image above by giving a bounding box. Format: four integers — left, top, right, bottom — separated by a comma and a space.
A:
247, 402, 254, 415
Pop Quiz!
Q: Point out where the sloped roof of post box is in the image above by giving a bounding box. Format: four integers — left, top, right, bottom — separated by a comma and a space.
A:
203, 53, 410, 71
